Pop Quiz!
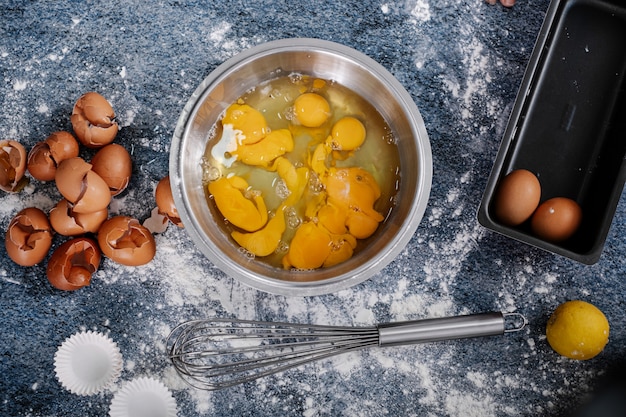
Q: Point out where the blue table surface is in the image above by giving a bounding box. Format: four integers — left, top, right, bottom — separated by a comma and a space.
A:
2, 1, 625, 416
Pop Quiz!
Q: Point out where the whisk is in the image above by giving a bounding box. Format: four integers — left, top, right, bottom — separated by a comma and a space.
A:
167, 312, 527, 390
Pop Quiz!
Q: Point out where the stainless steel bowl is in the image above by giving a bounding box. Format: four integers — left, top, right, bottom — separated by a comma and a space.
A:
170, 38, 432, 296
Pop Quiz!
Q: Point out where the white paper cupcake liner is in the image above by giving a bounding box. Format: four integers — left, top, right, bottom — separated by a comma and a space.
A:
109, 377, 177, 417
54, 331, 123, 396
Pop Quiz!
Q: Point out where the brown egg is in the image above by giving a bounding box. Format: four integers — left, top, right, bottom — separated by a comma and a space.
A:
46, 237, 101, 291
493, 169, 541, 226
49, 198, 108, 236
55, 157, 111, 213
0, 140, 29, 192
27, 131, 80, 181
155, 175, 183, 227
90, 143, 132, 196
5, 207, 53, 266
98, 216, 156, 266
531, 197, 582, 242
70, 92, 119, 148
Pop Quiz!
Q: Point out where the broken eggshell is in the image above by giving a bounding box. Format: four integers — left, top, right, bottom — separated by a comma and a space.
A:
97, 216, 156, 266
55, 157, 111, 214
46, 237, 101, 291
27, 131, 80, 182
142, 207, 169, 234
49, 198, 108, 236
5, 207, 53, 266
70, 92, 119, 148
0, 140, 29, 193
90, 143, 132, 196
155, 175, 183, 227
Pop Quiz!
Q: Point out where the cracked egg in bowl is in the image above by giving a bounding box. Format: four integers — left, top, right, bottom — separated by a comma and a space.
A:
170, 38, 432, 296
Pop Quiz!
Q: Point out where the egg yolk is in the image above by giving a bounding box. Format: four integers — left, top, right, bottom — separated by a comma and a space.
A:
294, 93, 331, 127
328, 117, 366, 151
325, 168, 383, 220
317, 203, 348, 235
282, 222, 332, 270
323, 167, 384, 240
207, 176, 268, 232
323, 234, 357, 268
273, 158, 309, 206
233, 129, 294, 167
232, 205, 286, 257
310, 143, 331, 178
345, 209, 381, 239
312, 78, 327, 89
222, 103, 268, 145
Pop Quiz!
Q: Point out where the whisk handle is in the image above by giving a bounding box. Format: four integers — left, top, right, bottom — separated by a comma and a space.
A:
377, 312, 509, 347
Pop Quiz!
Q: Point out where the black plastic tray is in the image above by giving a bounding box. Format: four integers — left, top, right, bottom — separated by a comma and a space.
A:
478, 0, 626, 264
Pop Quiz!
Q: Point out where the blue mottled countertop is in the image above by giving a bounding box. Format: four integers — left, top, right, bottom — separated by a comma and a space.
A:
2, 1, 626, 416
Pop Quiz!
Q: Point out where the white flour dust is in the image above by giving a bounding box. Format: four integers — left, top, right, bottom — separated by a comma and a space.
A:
410, 0, 432, 23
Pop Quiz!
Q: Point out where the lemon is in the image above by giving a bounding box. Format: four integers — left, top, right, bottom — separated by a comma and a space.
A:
546, 300, 609, 360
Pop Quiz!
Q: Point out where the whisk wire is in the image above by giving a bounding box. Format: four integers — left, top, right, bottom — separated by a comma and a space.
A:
167, 318, 380, 390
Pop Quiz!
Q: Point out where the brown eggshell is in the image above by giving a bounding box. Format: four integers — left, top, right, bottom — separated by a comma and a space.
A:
5, 207, 53, 266
46, 237, 101, 291
49, 199, 108, 236
70, 92, 119, 148
0, 140, 29, 192
531, 197, 582, 242
27, 141, 56, 181
155, 175, 183, 227
91, 143, 132, 196
47, 131, 80, 162
28, 131, 80, 182
493, 169, 541, 226
55, 157, 111, 213
98, 216, 156, 266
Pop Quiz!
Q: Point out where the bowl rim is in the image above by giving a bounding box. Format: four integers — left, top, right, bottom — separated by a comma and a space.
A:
170, 38, 432, 296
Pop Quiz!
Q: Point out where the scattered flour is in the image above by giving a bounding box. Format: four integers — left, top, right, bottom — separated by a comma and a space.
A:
13, 80, 27, 91
209, 21, 231, 44
445, 390, 498, 417
410, 0, 431, 23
